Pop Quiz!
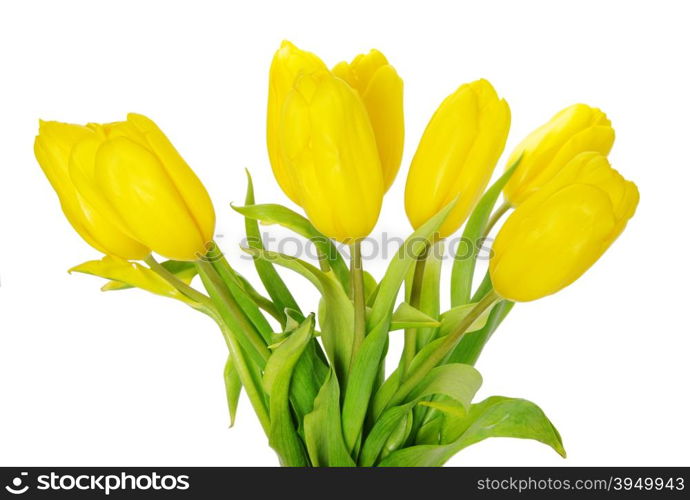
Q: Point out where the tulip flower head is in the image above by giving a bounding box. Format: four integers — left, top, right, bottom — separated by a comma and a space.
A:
490, 152, 639, 302
503, 104, 615, 205
35, 114, 216, 261
268, 41, 402, 242
279, 70, 384, 242
405, 79, 511, 238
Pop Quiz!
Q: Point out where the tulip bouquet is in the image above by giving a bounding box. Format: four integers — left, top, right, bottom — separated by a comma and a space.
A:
34, 41, 638, 467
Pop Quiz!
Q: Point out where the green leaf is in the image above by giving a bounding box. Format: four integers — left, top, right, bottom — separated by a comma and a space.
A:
449, 300, 514, 365
246, 247, 353, 384
232, 198, 349, 292
233, 273, 282, 323
70, 256, 200, 308
342, 199, 458, 453
450, 160, 518, 307
372, 309, 491, 419
224, 354, 241, 427
378, 396, 566, 466
360, 363, 481, 466
101, 260, 197, 291
406, 364, 482, 412
359, 405, 411, 466
415, 415, 445, 445
439, 302, 495, 337
303, 370, 356, 467
208, 247, 274, 345
371, 368, 401, 419
241, 170, 301, 326
390, 302, 441, 330
363, 270, 378, 303
263, 315, 314, 467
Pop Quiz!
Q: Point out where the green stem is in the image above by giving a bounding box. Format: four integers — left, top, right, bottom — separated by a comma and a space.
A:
481, 200, 511, 239
350, 241, 366, 368
317, 250, 332, 274
197, 260, 270, 362
144, 255, 212, 309
209, 244, 282, 331
399, 243, 430, 378
388, 290, 500, 408
196, 261, 271, 435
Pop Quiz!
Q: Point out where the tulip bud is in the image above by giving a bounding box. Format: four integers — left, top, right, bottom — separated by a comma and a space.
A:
333, 49, 404, 191
404, 79, 510, 238
69, 113, 216, 261
267, 41, 327, 205
503, 104, 615, 205
490, 152, 639, 302
34, 121, 150, 260
280, 70, 384, 242
36, 114, 215, 260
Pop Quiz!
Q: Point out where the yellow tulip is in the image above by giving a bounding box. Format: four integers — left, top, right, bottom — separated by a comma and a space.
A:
34, 121, 150, 260
35, 114, 216, 262
503, 104, 615, 205
333, 49, 404, 191
405, 79, 510, 238
279, 70, 384, 242
490, 152, 639, 302
267, 40, 328, 205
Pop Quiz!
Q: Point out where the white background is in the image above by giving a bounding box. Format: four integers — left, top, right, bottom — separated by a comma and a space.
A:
1, 0, 689, 467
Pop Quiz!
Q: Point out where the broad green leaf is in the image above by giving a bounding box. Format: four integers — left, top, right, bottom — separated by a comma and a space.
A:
246, 247, 353, 384
381, 412, 413, 461
223, 354, 241, 427
372, 368, 401, 418
449, 300, 514, 365
102, 260, 197, 291
406, 364, 482, 411
303, 370, 356, 467
390, 302, 441, 330
70, 257, 200, 308
232, 199, 349, 291
415, 241, 444, 349
241, 170, 301, 326
263, 315, 314, 467
418, 400, 467, 417
359, 405, 410, 466
360, 363, 481, 465
415, 415, 444, 445
342, 199, 457, 453
378, 396, 566, 466
450, 161, 518, 307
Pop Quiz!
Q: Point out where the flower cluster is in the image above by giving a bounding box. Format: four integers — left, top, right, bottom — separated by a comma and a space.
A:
35, 41, 638, 467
